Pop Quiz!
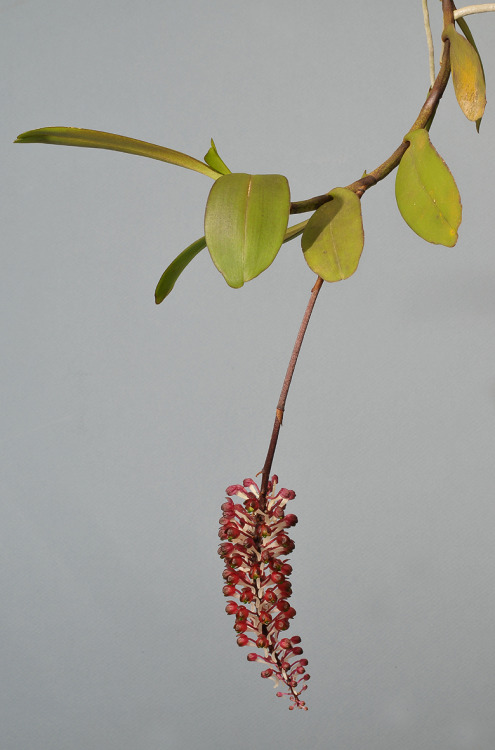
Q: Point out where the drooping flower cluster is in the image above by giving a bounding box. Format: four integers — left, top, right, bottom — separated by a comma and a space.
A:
218, 475, 309, 710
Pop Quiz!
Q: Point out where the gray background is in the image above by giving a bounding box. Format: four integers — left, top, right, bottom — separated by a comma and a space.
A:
3, 1, 495, 748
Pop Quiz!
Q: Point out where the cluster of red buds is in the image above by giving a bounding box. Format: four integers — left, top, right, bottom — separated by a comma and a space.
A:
218, 475, 309, 710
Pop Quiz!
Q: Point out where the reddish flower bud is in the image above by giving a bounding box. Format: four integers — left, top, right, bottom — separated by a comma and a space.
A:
235, 605, 249, 621
239, 587, 254, 603
256, 634, 268, 649
221, 499, 235, 513
242, 479, 257, 488
276, 533, 294, 552
218, 542, 234, 558
223, 585, 237, 598
256, 523, 271, 538
222, 569, 239, 585
284, 513, 298, 527
249, 564, 261, 580
225, 601, 238, 615
263, 588, 278, 604
259, 610, 272, 625
247, 652, 259, 662
226, 485, 248, 497
276, 599, 291, 613
234, 620, 248, 634
260, 549, 273, 563
236, 634, 249, 647
229, 554, 244, 569
261, 669, 273, 678
278, 638, 291, 650
224, 524, 241, 540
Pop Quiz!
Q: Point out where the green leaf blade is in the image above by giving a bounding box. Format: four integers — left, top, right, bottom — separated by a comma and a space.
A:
15, 127, 221, 179
204, 173, 290, 288
301, 188, 364, 282
204, 139, 231, 175
155, 236, 207, 304
395, 129, 462, 247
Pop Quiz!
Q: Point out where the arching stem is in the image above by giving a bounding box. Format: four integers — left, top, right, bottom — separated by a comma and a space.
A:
259, 277, 324, 504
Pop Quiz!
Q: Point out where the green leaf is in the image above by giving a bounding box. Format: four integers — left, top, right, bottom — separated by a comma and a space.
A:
155, 236, 207, 304
204, 173, 290, 288
155, 220, 306, 304
204, 139, 231, 175
443, 24, 486, 122
15, 127, 221, 179
301, 188, 364, 282
395, 129, 461, 247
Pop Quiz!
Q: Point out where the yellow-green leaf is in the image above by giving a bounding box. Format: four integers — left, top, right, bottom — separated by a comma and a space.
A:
155, 236, 207, 304
204, 139, 231, 175
443, 24, 486, 122
301, 188, 364, 282
204, 173, 290, 288
395, 129, 461, 247
15, 127, 221, 179
154, 219, 304, 304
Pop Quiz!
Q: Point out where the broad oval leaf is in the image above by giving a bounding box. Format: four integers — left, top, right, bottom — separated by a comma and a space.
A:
155, 236, 207, 304
204, 173, 290, 288
443, 24, 486, 122
204, 139, 231, 175
15, 127, 221, 179
301, 188, 364, 282
395, 129, 462, 247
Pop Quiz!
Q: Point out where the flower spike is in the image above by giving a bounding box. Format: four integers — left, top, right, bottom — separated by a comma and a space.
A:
219, 476, 309, 710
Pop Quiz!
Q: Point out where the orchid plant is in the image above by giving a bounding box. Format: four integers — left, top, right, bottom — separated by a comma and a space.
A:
15, 0, 494, 710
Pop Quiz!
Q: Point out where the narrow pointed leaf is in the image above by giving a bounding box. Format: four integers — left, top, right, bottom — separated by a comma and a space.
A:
204, 173, 290, 288
155, 236, 207, 304
395, 129, 461, 247
15, 127, 221, 179
204, 139, 231, 175
301, 188, 364, 282
443, 24, 486, 122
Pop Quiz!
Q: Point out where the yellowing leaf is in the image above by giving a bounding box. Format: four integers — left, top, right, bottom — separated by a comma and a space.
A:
15, 127, 221, 179
301, 188, 364, 282
395, 129, 461, 247
204, 173, 290, 288
443, 24, 486, 122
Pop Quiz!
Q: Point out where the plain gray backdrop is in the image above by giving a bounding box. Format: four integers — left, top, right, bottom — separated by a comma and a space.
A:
3, 1, 495, 748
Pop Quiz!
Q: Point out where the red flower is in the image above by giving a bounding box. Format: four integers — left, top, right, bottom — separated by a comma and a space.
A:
218, 475, 309, 710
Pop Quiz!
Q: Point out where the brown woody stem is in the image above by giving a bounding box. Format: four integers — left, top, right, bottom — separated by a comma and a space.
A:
259, 277, 324, 503
261, 1, 457, 502
290, 0, 455, 213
